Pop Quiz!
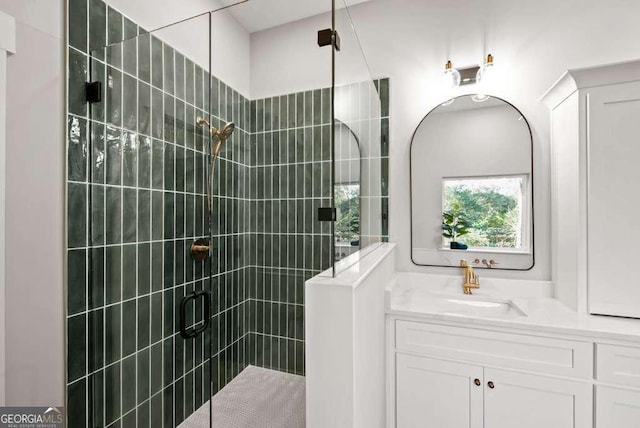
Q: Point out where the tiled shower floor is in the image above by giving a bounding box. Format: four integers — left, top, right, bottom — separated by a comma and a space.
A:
179, 366, 305, 428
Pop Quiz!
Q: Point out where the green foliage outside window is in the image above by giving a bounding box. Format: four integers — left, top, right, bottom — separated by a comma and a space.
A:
335, 185, 360, 243
443, 178, 523, 249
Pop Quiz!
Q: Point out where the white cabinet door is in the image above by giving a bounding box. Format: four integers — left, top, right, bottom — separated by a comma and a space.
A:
596, 386, 640, 427
396, 353, 483, 428
587, 82, 640, 318
483, 368, 593, 428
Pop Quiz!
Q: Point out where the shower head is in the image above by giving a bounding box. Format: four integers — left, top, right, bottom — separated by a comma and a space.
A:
196, 117, 235, 141
218, 122, 236, 140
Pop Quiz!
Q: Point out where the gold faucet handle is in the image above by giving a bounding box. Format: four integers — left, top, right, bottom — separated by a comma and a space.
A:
460, 259, 468, 268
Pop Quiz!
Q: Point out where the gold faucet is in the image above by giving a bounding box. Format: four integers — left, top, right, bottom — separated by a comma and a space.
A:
460, 260, 480, 294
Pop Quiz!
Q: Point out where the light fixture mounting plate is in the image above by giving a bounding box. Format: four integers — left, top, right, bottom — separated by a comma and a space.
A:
459, 65, 480, 86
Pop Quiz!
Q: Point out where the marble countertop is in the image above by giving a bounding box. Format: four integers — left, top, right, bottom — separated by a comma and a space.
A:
387, 273, 640, 344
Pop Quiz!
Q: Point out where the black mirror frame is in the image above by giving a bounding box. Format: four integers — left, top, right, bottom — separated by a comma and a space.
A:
409, 95, 535, 271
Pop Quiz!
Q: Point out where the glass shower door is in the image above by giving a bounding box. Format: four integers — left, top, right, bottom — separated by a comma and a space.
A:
84, 12, 214, 427
332, 0, 384, 275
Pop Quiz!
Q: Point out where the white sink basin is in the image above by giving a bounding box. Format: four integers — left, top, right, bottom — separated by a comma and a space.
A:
432, 297, 527, 319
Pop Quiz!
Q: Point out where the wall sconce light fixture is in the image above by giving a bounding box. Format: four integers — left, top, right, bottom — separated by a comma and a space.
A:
442, 54, 496, 91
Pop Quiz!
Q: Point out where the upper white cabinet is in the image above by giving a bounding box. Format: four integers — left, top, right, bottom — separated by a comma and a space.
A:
542, 60, 640, 318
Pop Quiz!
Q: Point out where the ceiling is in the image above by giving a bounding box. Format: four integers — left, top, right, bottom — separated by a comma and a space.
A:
218, 0, 373, 34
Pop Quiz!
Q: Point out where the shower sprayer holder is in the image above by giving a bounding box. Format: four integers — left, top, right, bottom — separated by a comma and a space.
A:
191, 238, 211, 261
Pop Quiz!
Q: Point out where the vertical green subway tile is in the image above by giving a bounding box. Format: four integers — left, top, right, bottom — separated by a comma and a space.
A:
106, 66, 122, 126
88, 0, 106, 56
151, 36, 163, 89
137, 243, 151, 295
138, 135, 151, 188
67, 314, 87, 382
138, 32, 151, 83
295, 92, 304, 128
69, 0, 87, 52
195, 65, 204, 110
122, 131, 137, 186
68, 249, 87, 315
380, 78, 390, 117
68, 182, 87, 248
89, 247, 105, 309
163, 44, 175, 96
122, 74, 137, 132
122, 17, 137, 75
175, 52, 185, 101
185, 59, 194, 105
104, 302, 121, 366
105, 186, 121, 244
68, 116, 88, 182
106, 6, 122, 67
89, 57, 106, 122
68, 48, 88, 117
304, 91, 313, 126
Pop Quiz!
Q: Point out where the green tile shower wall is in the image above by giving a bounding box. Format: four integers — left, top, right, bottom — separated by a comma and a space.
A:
67, 1, 252, 426
66, 0, 390, 425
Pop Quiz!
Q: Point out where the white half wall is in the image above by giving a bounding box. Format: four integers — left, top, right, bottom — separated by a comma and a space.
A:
250, 0, 640, 281
306, 243, 395, 428
0, 0, 65, 407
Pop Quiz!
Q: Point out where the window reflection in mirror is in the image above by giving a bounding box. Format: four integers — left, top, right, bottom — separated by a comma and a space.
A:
334, 122, 361, 262
442, 175, 530, 251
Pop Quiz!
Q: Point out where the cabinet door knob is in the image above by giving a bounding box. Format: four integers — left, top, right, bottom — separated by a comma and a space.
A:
488, 381, 495, 389
474, 379, 481, 386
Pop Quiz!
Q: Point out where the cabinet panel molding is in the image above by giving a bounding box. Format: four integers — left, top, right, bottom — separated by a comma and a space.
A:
484, 368, 593, 428
596, 386, 640, 428
596, 343, 640, 388
396, 353, 483, 428
396, 320, 592, 378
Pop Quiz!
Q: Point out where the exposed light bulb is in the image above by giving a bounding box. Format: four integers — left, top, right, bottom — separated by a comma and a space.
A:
476, 54, 495, 86
474, 54, 496, 102
442, 60, 461, 89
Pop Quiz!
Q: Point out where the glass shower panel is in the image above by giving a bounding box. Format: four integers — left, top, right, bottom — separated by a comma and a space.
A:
85, 13, 214, 428
332, 0, 384, 276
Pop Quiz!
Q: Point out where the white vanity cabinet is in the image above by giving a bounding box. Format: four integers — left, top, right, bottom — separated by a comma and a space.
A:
396, 353, 591, 428
388, 317, 640, 427
542, 60, 640, 318
390, 319, 594, 428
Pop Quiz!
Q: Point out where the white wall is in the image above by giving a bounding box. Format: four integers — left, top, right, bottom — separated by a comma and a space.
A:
250, 13, 331, 99
250, 0, 640, 280
0, 0, 65, 406
0, 9, 15, 407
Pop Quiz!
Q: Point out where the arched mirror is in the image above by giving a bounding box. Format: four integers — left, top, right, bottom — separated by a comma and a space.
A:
334, 122, 361, 261
410, 95, 534, 270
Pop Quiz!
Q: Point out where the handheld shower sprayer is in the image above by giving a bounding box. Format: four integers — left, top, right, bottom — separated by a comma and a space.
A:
191, 117, 236, 261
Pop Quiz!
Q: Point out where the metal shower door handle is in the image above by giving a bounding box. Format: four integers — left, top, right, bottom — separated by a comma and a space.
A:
179, 290, 211, 339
